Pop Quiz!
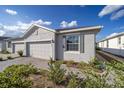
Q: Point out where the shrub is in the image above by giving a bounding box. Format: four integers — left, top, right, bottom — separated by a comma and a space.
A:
0, 57, 3, 61
48, 61, 66, 85
17, 50, 23, 57
7, 56, 12, 59
67, 72, 83, 88
1, 50, 10, 54
0, 64, 38, 88
89, 58, 106, 71
96, 46, 101, 50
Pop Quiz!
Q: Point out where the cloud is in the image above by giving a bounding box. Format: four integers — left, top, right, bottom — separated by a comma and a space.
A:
111, 9, 124, 20
60, 21, 78, 28
98, 5, 123, 17
0, 19, 52, 37
0, 30, 5, 36
106, 33, 118, 38
31, 19, 52, 25
5, 9, 17, 15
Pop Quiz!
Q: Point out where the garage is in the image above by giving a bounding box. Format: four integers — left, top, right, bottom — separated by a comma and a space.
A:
13, 43, 25, 53
28, 41, 53, 60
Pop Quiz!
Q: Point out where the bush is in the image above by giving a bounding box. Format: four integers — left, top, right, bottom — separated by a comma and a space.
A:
7, 56, 12, 59
48, 61, 66, 85
0, 64, 38, 88
0, 57, 3, 61
67, 72, 83, 88
96, 46, 101, 50
1, 50, 10, 54
17, 50, 23, 57
90, 58, 106, 71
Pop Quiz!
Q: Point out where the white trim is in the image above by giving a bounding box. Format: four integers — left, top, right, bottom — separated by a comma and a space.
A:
65, 34, 80, 52
64, 51, 80, 54
13, 24, 56, 40
57, 25, 103, 34
33, 24, 56, 33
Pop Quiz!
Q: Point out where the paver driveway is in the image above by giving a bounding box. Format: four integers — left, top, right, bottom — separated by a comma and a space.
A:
0, 57, 49, 72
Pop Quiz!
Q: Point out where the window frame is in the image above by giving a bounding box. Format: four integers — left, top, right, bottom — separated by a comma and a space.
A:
65, 34, 80, 52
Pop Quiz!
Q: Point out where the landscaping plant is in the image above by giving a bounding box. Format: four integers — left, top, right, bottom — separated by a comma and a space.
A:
0, 57, 3, 61
17, 50, 23, 57
0, 64, 38, 88
48, 61, 66, 85
7, 56, 12, 59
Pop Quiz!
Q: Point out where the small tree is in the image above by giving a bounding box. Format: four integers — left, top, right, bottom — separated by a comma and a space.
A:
17, 50, 23, 57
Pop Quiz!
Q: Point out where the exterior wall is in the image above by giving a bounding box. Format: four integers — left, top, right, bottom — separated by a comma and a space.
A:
25, 27, 55, 60
98, 35, 124, 57
25, 28, 55, 42
13, 43, 25, 54
9, 27, 55, 60
56, 31, 96, 63
0, 41, 6, 52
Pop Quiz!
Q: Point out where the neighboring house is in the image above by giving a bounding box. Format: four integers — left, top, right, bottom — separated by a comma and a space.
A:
97, 32, 124, 57
5, 24, 102, 62
0, 37, 10, 52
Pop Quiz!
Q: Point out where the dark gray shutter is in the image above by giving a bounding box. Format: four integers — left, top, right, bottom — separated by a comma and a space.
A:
63, 36, 66, 51
80, 34, 84, 53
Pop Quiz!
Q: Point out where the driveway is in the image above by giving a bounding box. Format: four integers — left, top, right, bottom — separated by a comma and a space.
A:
0, 57, 49, 72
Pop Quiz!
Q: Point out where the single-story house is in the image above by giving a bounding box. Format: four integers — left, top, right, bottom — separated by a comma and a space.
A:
97, 32, 124, 57
5, 24, 102, 62
0, 37, 10, 52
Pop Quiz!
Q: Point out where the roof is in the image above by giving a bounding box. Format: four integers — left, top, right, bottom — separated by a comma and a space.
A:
98, 32, 124, 43
9, 24, 103, 40
56, 25, 102, 31
56, 25, 103, 34
0, 36, 10, 40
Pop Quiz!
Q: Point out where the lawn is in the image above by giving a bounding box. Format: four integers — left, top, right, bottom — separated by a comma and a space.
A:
0, 58, 124, 88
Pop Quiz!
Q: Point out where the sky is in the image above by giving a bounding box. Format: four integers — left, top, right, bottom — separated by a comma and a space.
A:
0, 5, 124, 41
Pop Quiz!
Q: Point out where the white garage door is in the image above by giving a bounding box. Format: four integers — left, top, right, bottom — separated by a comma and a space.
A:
28, 42, 52, 60
13, 43, 25, 53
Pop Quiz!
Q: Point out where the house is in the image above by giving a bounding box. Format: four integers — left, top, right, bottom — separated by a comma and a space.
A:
0, 37, 10, 52
97, 32, 124, 57
5, 24, 102, 62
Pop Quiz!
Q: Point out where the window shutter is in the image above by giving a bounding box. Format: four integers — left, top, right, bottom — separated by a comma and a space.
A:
63, 36, 66, 51
80, 34, 84, 53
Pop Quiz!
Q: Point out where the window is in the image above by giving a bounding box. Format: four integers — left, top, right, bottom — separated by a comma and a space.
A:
65, 35, 79, 51
8, 41, 11, 48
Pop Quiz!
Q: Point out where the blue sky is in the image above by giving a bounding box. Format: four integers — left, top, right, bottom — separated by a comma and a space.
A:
0, 5, 124, 41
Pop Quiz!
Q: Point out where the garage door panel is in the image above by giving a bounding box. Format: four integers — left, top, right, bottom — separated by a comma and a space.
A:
29, 42, 52, 60
13, 43, 25, 53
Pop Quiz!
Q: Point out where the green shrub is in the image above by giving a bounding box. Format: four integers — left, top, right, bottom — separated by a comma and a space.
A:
96, 46, 101, 50
7, 56, 12, 59
89, 58, 106, 71
17, 50, 23, 57
0, 64, 38, 88
67, 72, 83, 88
0, 57, 3, 61
48, 61, 66, 85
